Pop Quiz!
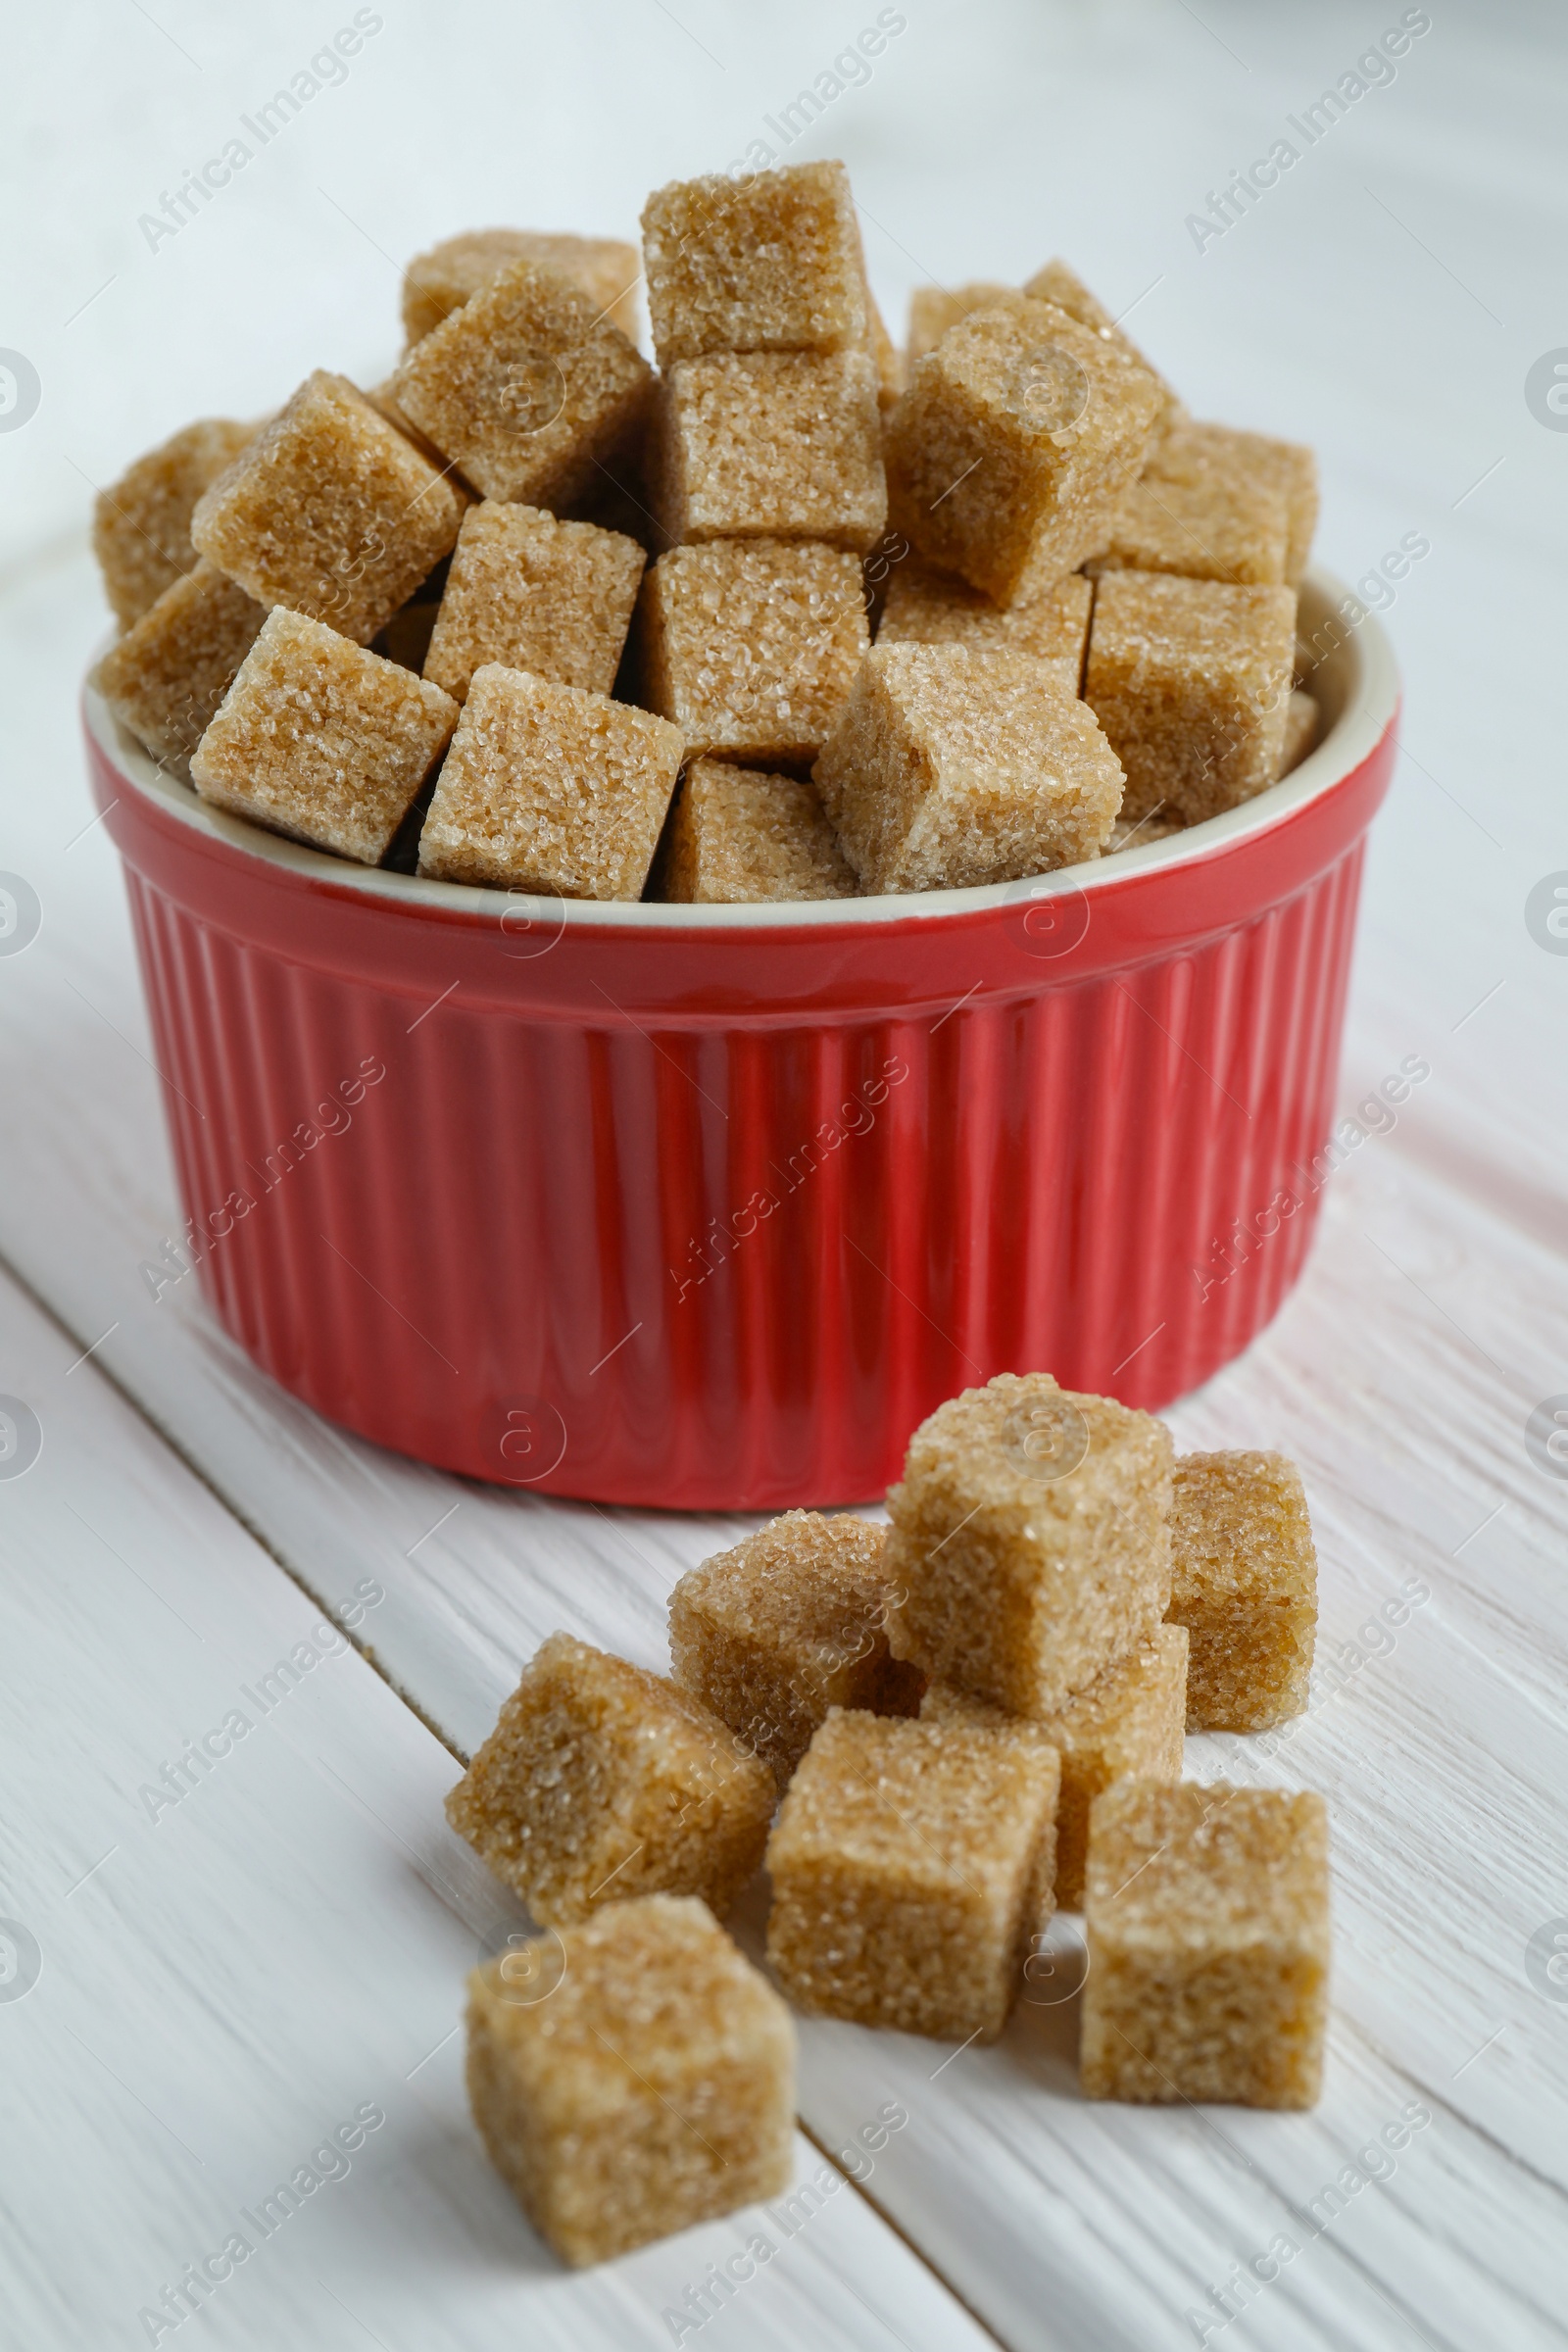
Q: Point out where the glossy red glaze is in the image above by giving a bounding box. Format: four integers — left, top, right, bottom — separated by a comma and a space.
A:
85, 587, 1397, 1507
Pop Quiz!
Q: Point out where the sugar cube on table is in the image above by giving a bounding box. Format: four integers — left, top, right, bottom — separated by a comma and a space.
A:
1084, 466, 1290, 586
1166, 1450, 1318, 1731
1080, 1781, 1331, 2108
466, 1894, 794, 2266
93, 560, 266, 764
885, 295, 1162, 607
391, 260, 653, 511
1021, 258, 1186, 431
921, 1624, 1188, 1909
640, 539, 867, 764
876, 560, 1092, 684
884, 1371, 1174, 1719
92, 416, 255, 629
661, 760, 857, 905
189, 609, 457, 864
1085, 571, 1297, 826
1279, 687, 1319, 776
445, 1633, 773, 1924
668, 1511, 921, 1787
765, 1710, 1060, 2041
906, 282, 1014, 367
189, 371, 464, 646
402, 225, 641, 347
641, 160, 867, 366
422, 502, 644, 704
650, 349, 887, 553
417, 664, 682, 899
813, 642, 1123, 894
1144, 418, 1319, 586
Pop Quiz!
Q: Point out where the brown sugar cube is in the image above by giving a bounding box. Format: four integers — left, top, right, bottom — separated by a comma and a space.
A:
93, 561, 266, 765
402, 226, 641, 348
418, 664, 682, 900
650, 350, 887, 554
423, 503, 644, 704
662, 760, 856, 905
1080, 1782, 1330, 2108
886, 295, 1161, 608
92, 417, 256, 629
922, 1625, 1188, 1909
1084, 467, 1289, 587
765, 1711, 1059, 2041
1021, 259, 1186, 431
641, 161, 867, 367
190, 609, 456, 863
390, 260, 653, 511
1145, 419, 1318, 586
1166, 1451, 1318, 1732
668, 1512, 922, 1787
1278, 688, 1319, 777
188, 371, 464, 647
813, 643, 1123, 895
877, 560, 1092, 684
1085, 571, 1297, 825
884, 1371, 1174, 1719
845, 212, 904, 411
641, 539, 867, 763
1106, 808, 1186, 853
860, 525, 911, 635
446, 1634, 774, 1927
466, 1894, 794, 2266
361, 376, 476, 493
864, 287, 905, 412
906, 282, 1015, 368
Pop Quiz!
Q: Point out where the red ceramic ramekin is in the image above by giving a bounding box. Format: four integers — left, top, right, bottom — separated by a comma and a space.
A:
84, 570, 1397, 1509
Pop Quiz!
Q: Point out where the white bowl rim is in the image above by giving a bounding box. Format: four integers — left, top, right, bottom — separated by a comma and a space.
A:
83, 563, 1399, 934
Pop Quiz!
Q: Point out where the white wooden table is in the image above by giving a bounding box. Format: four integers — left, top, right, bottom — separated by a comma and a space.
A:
4, 5, 1567, 2346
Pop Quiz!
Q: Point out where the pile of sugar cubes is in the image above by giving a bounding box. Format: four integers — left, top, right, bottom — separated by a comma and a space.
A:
443, 1369, 1326, 2266
92, 162, 1325, 904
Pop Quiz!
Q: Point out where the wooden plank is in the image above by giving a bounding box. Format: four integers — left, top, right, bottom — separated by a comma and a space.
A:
0, 1257, 995, 2350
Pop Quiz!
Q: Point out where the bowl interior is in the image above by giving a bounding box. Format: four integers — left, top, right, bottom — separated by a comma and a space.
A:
84, 564, 1397, 933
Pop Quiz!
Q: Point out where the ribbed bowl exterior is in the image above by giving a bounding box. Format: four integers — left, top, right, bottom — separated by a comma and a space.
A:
90, 681, 1396, 1509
